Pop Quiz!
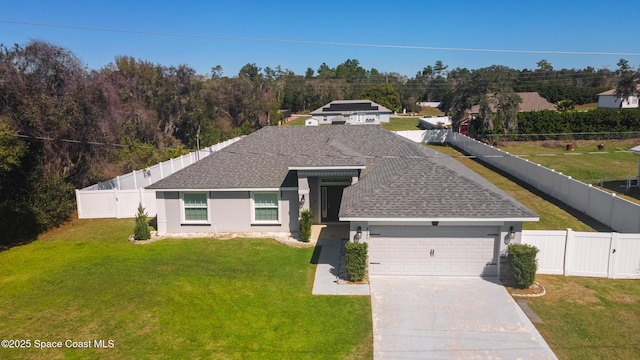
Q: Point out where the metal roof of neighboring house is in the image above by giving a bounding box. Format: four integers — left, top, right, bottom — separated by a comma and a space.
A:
148, 126, 537, 220
468, 92, 557, 113
310, 100, 393, 115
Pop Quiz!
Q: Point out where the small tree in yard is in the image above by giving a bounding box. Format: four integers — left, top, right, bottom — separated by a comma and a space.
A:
507, 243, 539, 289
133, 203, 151, 240
345, 242, 368, 282
299, 209, 313, 242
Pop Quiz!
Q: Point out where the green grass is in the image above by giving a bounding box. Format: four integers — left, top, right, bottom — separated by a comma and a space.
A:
282, 115, 309, 126
0, 218, 372, 359
574, 102, 597, 111
494, 138, 640, 204
426, 144, 602, 231
528, 275, 640, 359
496, 139, 638, 182
381, 117, 421, 131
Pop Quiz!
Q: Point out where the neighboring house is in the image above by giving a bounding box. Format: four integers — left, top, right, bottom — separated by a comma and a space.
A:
147, 126, 538, 277
309, 100, 392, 125
467, 92, 558, 114
597, 86, 640, 109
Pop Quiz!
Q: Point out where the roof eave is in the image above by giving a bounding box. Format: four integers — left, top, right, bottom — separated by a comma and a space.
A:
339, 216, 540, 222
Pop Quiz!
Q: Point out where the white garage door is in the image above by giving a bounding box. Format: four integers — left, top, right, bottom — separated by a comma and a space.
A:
368, 226, 498, 276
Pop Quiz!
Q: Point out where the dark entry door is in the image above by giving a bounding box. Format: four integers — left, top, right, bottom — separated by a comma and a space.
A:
321, 186, 345, 222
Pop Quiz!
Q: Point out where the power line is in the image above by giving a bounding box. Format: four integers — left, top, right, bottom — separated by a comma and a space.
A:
2, 19, 640, 57
11, 132, 636, 158
12, 133, 187, 151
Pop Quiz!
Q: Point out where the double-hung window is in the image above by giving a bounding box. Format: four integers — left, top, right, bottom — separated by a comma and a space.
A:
253, 192, 279, 223
183, 193, 208, 222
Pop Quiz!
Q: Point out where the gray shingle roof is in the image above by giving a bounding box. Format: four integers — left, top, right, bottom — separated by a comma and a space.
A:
148, 125, 537, 220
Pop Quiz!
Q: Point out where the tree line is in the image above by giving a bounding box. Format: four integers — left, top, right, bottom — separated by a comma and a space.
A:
1, 40, 637, 244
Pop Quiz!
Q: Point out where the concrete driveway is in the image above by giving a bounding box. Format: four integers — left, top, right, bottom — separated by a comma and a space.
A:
370, 276, 557, 359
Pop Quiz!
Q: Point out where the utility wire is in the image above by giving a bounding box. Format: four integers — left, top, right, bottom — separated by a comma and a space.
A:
2, 19, 640, 57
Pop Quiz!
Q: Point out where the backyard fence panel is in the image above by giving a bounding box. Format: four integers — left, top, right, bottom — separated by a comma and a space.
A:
585, 189, 616, 228
566, 180, 591, 213
134, 169, 151, 188
565, 232, 612, 277
393, 130, 425, 143
115, 190, 140, 218
610, 197, 640, 233
142, 189, 157, 216
521, 230, 567, 275
161, 160, 174, 177
556, 175, 572, 205
75, 190, 117, 218
611, 234, 640, 279
423, 130, 450, 143
118, 172, 137, 190
536, 167, 557, 196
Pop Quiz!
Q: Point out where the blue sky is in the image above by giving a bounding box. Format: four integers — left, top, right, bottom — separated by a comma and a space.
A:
1, 0, 639, 77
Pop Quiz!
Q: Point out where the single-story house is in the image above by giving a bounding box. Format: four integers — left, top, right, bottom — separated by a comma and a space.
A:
597, 86, 640, 109
147, 126, 538, 277
467, 92, 558, 114
309, 100, 392, 125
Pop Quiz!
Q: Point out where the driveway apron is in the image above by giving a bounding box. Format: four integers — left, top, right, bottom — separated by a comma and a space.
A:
369, 276, 557, 359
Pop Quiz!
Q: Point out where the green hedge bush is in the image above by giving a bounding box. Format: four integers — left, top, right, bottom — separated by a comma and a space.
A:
133, 203, 151, 240
517, 108, 640, 138
345, 242, 368, 282
507, 243, 539, 289
299, 209, 313, 242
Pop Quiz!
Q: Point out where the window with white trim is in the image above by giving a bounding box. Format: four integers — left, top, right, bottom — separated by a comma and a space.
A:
183, 192, 208, 222
253, 192, 279, 222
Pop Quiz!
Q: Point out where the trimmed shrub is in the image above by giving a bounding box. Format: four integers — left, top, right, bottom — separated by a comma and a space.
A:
299, 209, 313, 242
345, 242, 368, 282
507, 243, 539, 289
133, 203, 151, 240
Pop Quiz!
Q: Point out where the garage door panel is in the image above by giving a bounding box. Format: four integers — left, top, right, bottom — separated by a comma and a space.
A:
368, 226, 498, 277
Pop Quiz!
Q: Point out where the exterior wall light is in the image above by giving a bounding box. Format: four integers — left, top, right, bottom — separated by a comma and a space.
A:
354, 226, 362, 242
509, 226, 516, 240
299, 194, 305, 209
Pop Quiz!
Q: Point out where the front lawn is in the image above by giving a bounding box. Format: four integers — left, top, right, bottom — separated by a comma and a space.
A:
0, 219, 372, 359
529, 275, 640, 359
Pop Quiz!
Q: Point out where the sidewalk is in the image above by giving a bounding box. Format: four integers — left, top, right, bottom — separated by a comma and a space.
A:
311, 237, 370, 296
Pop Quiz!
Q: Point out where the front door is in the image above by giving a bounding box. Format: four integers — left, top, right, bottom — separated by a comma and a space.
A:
321, 186, 345, 222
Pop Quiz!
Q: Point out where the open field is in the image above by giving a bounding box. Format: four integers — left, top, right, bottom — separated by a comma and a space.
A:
496, 139, 638, 181
0, 218, 372, 359
528, 275, 640, 360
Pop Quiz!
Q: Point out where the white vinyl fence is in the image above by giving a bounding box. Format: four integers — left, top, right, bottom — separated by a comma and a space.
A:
393, 129, 450, 143
395, 129, 640, 234
75, 136, 243, 219
449, 132, 640, 233
522, 230, 640, 279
